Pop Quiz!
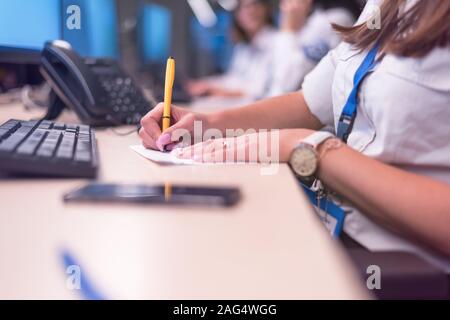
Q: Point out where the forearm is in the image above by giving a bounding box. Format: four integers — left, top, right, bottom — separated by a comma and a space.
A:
318, 145, 450, 255
208, 91, 323, 132
209, 87, 245, 98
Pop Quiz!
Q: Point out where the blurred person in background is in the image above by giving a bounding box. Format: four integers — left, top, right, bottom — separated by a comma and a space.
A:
186, 0, 277, 99
187, 0, 360, 101
268, 0, 358, 97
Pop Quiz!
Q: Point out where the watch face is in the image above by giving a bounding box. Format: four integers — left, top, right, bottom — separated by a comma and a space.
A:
290, 146, 318, 178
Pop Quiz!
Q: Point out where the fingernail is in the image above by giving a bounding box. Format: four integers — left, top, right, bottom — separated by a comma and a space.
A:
165, 143, 178, 152
156, 133, 171, 151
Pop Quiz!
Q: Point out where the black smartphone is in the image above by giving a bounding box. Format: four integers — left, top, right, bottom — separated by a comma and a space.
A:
63, 183, 241, 207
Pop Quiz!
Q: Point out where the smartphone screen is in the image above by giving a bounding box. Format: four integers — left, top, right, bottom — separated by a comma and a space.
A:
64, 184, 241, 207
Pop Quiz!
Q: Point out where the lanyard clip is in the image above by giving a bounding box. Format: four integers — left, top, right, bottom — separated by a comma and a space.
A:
337, 114, 355, 142
339, 114, 353, 125
310, 179, 324, 193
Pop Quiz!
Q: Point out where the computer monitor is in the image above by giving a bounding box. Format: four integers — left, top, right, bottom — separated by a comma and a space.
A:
0, 0, 119, 63
62, 0, 119, 59
0, 0, 62, 63
138, 3, 172, 65
190, 10, 233, 75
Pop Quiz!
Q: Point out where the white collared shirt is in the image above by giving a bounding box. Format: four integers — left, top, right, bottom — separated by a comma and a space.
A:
213, 8, 354, 100
211, 26, 277, 99
268, 8, 354, 97
302, 1, 450, 271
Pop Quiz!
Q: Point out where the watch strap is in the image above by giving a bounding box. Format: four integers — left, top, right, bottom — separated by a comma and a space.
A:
302, 131, 335, 149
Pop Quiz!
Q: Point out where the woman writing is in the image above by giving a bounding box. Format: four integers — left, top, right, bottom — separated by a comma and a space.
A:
140, 0, 450, 271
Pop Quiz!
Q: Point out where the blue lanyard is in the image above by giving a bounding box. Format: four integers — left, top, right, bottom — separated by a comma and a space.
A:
302, 185, 345, 238
336, 44, 380, 142
301, 44, 380, 238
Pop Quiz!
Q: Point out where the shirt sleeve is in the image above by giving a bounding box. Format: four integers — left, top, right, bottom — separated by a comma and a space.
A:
302, 0, 385, 127
268, 32, 317, 96
301, 48, 339, 128
268, 8, 355, 98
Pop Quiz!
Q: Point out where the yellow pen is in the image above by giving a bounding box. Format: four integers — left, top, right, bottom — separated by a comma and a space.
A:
164, 181, 172, 202
162, 57, 176, 132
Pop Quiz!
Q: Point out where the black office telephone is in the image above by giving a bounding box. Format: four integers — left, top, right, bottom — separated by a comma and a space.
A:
40, 41, 155, 127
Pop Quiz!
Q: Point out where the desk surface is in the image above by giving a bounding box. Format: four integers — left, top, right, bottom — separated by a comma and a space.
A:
0, 102, 369, 299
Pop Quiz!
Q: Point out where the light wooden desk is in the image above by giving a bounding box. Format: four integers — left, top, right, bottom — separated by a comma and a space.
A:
0, 102, 369, 299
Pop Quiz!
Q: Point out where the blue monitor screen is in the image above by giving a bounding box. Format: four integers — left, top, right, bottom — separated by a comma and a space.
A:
0, 0, 119, 58
62, 0, 119, 58
190, 11, 233, 72
138, 3, 172, 64
0, 0, 61, 51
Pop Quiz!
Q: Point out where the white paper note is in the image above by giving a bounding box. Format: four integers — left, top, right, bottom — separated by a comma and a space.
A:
130, 145, 251, 167
130, 145, 196, 165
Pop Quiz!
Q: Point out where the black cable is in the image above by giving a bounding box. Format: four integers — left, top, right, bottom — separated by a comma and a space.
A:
105, 114, 140, 137
109, 126, 140, 137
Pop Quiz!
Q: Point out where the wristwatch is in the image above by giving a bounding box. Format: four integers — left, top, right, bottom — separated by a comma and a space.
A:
289, 132, 335, 180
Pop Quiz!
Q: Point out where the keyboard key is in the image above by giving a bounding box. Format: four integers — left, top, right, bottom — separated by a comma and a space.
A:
39, 121, 53, 130
56, 132, 76, 159
76, 139, 91, 150
0, 119, 20, 130
14, 126, 34, 137
66, 125, 78, 132
0, 135, 25, 152
79, 125, 90, 135
21, 120, 38, 128
0, 128, 10, 139
37, 132, 61, 157
17, 130, 46, 155
78, 132, 91, 140
0, 125, 33, 152
75, 151, 91, 162
53, 123, 66, 130
56, 148, 73, 159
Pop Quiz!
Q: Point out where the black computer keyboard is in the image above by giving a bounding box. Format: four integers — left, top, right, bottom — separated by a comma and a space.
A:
0, 119, 98, 178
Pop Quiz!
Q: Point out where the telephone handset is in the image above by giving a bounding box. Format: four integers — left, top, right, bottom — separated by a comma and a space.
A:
40, 41, 155, 127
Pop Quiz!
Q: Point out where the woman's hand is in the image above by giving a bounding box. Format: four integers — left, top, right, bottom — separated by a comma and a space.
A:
174, 129, 316, 163
140, 92, 322, 154
139, 103, 209, 151
186, 79, 245, 98
207, 87, 245, 98
186, 79, 213, 97
280, 0, 313, 32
